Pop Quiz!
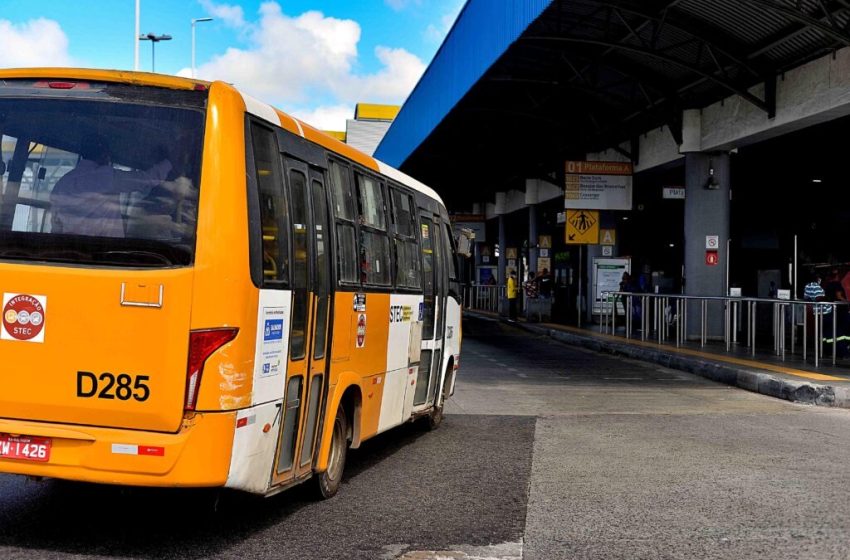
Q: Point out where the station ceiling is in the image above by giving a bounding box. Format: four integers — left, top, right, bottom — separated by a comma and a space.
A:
375, 0, 850, 210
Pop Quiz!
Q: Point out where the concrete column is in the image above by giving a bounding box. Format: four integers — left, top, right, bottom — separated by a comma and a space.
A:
525, 180, 539, 277
498, 214, 506, 285
529, 205, 538, 276
684, 152, 730, 339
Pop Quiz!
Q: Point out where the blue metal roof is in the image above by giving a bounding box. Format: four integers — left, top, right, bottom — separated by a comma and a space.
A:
373, 0, 554, 167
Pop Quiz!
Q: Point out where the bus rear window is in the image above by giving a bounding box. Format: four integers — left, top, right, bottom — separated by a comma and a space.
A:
0, 86, 205, 267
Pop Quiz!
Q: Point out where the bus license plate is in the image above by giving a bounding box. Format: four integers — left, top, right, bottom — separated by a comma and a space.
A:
0, 435, 51, 462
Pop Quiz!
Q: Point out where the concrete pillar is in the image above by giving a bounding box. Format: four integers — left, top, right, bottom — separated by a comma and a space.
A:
498, 214, 506, 286
684, 152, 730, 339
529, 206, 538, 276
525, 181, 539, 277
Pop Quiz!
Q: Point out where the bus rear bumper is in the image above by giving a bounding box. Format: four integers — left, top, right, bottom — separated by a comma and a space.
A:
0, 412, 236, 487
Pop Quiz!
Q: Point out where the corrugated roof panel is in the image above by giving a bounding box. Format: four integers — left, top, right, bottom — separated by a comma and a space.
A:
374, 0, 555, 167
346, 119, 393, 156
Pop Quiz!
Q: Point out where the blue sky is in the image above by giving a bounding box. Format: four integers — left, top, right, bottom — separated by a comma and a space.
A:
0, 0, 464, 129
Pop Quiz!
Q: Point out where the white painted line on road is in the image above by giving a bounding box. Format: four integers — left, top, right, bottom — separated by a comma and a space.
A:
603, 377, 643, 380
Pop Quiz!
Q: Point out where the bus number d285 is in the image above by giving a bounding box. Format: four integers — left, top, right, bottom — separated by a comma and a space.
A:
76, 371, 150, 402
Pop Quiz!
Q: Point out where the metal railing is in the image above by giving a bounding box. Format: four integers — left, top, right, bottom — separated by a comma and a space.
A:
463, 284, 506, 314
599, 292, 848, 368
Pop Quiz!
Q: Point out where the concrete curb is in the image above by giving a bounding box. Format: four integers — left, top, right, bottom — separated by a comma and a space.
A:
468, 311, 850, 409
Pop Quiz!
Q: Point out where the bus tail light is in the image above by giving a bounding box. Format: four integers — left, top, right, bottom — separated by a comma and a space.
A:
185, 328, 238, 411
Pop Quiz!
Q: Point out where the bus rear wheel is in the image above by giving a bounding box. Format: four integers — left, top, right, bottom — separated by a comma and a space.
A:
316, 404, 347, 499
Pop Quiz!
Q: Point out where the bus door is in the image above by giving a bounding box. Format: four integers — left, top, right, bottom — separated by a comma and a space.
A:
272, 156, 332, 486
414, 213, 447, 408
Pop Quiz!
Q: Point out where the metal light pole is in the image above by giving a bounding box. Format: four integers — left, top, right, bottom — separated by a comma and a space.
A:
134, 0, 140, 70
191, 17, 213, 78
138, 32, 172, 73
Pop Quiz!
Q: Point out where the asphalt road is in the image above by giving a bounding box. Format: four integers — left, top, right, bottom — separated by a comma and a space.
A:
2, 315, 850, 559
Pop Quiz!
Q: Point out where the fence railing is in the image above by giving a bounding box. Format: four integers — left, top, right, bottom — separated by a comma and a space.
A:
600, 292, 848, 368
463, 284, 506, 314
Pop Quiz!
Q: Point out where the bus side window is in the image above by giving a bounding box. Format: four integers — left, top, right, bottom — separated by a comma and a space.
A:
329, 160, 358, 285
250, 123, 288, 286
356, 172, 391, 286
443, 222, 460, 301
390, 187, 421, 290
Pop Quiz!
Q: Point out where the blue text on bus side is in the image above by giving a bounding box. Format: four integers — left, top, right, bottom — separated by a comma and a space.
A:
264, 319, 284, 342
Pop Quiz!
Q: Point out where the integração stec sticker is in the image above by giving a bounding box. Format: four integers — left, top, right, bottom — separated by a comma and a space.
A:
2, 293, 47, 343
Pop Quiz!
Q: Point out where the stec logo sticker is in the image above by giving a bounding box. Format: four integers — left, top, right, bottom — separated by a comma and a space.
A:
2, 293, 46, 343
263, 319, 284, 342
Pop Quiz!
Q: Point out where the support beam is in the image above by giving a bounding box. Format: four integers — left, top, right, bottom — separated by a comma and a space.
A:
739, 0, 850, 46
523, 36, 771, 114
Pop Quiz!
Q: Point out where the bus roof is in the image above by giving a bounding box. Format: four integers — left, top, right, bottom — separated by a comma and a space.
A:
0, 67, 445, 207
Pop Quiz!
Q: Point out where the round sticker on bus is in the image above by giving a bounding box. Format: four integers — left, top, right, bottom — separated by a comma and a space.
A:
2, 294, 47, 343
356, 313, 366, 348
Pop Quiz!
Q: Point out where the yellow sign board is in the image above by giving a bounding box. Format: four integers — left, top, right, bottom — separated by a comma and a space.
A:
600, 229, 616, 245
565, 210, 599, 244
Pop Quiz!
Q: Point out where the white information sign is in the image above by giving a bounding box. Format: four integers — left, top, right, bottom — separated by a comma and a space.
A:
592, 257, 631, 315
663, 187, 686, 199
565, 161, 633, 211
705, 235, 720, 250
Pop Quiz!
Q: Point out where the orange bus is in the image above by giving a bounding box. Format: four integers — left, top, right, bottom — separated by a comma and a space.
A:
0, 68, 461, 497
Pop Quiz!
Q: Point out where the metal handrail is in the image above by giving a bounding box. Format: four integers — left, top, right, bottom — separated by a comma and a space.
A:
463, 284, 506, 314
603, 291, 848, 368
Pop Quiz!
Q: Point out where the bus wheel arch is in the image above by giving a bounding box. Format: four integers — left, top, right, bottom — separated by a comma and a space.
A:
315, 379, 362, 472
340, 385, 362, 449
315, 403, 348, 499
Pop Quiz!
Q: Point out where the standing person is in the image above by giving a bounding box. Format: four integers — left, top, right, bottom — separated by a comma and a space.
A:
822, 269, 849, 357
507, 270, 518, 321
537, 267, 553, 299
524, 270, 538, 299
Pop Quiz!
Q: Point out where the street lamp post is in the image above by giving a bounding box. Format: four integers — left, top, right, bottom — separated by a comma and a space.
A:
138, 32, 172, 73
191, 17, 213, 78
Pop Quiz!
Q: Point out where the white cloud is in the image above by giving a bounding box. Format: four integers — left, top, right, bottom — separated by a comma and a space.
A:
199, 0, 246, 28
189, 2, 426, 113
291, 104, 353, 132
355, 47, 426, 103
0, 18, 73, 68
425, 1, 464, 43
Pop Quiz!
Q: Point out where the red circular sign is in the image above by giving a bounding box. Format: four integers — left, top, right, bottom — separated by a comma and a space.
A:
356, 314, 366, 347
3, 295, 45, 341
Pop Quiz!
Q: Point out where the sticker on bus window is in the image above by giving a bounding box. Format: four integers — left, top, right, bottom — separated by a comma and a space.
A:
2, 293, 47, 343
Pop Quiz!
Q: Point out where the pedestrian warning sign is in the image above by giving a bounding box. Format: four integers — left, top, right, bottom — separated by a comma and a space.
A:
566, 210, 599, 244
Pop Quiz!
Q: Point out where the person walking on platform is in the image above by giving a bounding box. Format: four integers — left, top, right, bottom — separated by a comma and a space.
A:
507, 270, 518, 321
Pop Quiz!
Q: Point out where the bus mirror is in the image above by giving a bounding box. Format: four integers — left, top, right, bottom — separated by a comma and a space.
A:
38, 167, 46, 180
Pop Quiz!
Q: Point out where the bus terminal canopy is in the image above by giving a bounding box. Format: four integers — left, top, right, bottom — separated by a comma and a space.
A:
374, 0, 850, 208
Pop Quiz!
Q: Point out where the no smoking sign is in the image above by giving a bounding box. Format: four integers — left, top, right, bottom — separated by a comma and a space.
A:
705, 235, 720, 250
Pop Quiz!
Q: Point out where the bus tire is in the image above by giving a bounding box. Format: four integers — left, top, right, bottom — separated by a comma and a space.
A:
316, 404, 348, 499
425, 369, 450, 431
426, 402, 443, 431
